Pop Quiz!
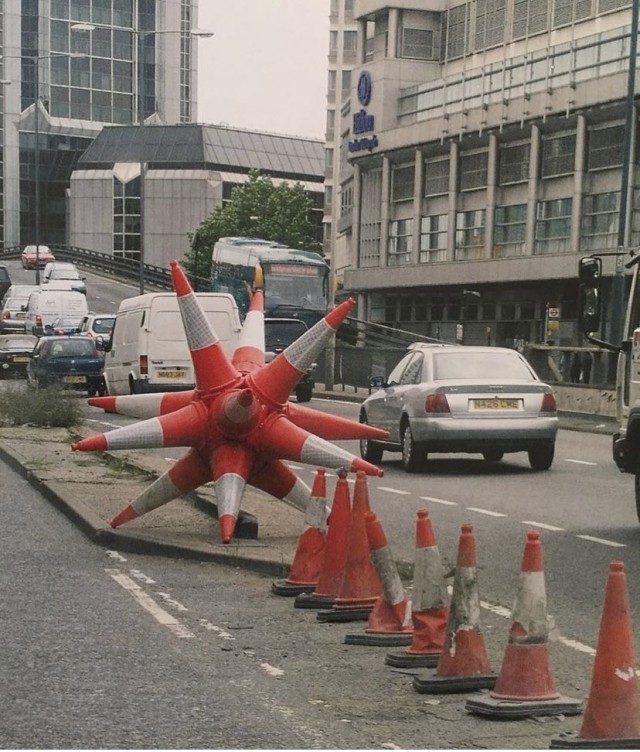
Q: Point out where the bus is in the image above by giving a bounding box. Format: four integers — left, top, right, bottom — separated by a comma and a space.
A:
209, 237, 329, 328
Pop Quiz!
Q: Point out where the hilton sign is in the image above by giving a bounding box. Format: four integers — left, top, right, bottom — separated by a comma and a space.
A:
349, 71, 379, 153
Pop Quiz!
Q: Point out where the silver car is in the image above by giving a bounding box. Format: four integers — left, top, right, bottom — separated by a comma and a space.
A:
0, 297, 29, 334
359, 343, 559, 472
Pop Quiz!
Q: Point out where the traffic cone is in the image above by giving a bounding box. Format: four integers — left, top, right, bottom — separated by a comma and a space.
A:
386, 509, 449, 668
466, 530, 582, 718
345, 511, 413, 646
551, 561, 640, 749
412, 523, 497, 693
317, 470, 382, 623
272, 468, 328, 596
294, 470, 351, 610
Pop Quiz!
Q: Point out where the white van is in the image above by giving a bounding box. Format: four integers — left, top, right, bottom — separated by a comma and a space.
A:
103, 292, 242, 396
24, 289, 89, 336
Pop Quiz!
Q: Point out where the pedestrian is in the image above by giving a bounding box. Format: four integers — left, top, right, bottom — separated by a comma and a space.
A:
570, 352, 581, 383
581, 350, 593, 384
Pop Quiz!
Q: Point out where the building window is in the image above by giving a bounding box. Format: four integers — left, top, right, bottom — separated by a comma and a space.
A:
541, 134, 576, 177
499, 143, 530, 184
494, 204, 527, 256
401, 28, 434, 59
588, 125, 625, 170
553, 0, 592, 27
444, 4, 468, 60
419, 215, 448, 263
455, 209, 486, 259
535, 198, 572, 254
340, 184, 353, 217
392, 164, 415, 202
113, 176, 141, 259
512, 0, 549, 40
581, 192, 620, 250
474, 0, 506, 50
424, 157, 449, 196
360, 170, 383, 267
388, 219, 413, 265
344, 30, 357, 51
460, 151, 488, 191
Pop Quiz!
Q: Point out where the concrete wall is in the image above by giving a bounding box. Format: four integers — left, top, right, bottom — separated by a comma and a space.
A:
554, 385, 616, 418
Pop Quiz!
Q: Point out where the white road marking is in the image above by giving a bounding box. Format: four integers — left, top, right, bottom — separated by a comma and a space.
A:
522, 520, 565, 532
287, 464, 304, 471
576, 534, 626, 548
129, 569, 155, 584
466, 506, 507, 518
105, 568, 195, 638
105, 550, 127, 562
420, 496, 457, 506
155, 592, 188, 611
378, 486, 411, 495
199, 619, 235, 640
86, 418, 120, 429
565, 459, 598, 466
259, 662, 284, 678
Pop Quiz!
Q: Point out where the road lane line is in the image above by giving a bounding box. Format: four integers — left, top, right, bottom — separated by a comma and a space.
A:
199, 619, 235, 640
105, 568, 195, 639
522, 520, 565, 532
420, 496, 457, 506
565, 459, 598, 466
259, 662, 285, 678
466, 507, 507, 518
576, 534, 626, 548
378, 487, 411, 495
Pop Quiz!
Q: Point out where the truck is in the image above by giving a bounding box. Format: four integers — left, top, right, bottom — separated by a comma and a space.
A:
577, 253, 640, 519
209, 236, 331, 402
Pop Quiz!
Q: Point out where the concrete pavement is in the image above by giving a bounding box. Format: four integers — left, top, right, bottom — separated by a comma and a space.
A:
0, 385, 618, 574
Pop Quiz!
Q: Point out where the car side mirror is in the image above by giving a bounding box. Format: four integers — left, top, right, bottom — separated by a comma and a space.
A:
369, 375, 386, 389
577, 257, 602, 334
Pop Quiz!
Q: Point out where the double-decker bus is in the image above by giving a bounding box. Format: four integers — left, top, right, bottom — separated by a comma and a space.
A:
209, 237, 329, 328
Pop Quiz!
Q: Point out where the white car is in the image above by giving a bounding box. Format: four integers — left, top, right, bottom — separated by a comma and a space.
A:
359, 343, 559, 472
42, 262, 86, 295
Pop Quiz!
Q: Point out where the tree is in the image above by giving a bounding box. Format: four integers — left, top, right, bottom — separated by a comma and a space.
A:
182, 170, 322, 287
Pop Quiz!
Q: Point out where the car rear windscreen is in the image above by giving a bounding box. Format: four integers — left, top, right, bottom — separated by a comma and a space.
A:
433, 351, 534, 380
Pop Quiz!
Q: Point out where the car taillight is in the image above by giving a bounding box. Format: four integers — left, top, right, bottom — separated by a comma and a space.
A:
140, 355, 148, 375
35, 314, 42, 324
425, 393, 451, 414
541, 391, 557, 413
2, 311, 10, 320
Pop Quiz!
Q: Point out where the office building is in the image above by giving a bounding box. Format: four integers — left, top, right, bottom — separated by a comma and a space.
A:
0, 0, 201, 249
330, 0, 639, 347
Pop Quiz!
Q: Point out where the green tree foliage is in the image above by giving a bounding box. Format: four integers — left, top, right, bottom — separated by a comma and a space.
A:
183, 170, 322, 287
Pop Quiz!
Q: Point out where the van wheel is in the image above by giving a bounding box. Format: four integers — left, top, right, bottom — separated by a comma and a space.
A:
129, 377, 139, 395
295, 383, 313, 402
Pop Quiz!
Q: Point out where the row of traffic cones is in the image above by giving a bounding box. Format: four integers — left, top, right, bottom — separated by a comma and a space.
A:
272, 467, 640, 748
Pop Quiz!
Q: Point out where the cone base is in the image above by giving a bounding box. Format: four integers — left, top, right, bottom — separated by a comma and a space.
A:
344, 632, 413, 647
466, 692, 583, 719
294, 593, 336, 610
550, 735, 640, 749
317, 606, 373, 623
271, 580, 317, 597
413, 669, 497, 694
385, 651, 440, 668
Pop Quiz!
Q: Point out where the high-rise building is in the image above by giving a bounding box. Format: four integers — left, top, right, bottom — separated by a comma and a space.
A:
330, 0, 640, 349
0, 0, 201, 249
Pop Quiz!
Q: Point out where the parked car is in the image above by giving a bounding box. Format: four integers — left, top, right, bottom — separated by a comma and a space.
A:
0, 334, 37, 379
1, 297, 29, 333
27, 335, 106, 395
359, 343, 559, 473
21, 245, 56, 269
75, 312, 116, 349
45, 315, 85, 336
42, 261, 86, 295
0, 265, 11, 300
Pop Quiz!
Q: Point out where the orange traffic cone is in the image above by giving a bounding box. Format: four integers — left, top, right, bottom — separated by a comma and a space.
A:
272, 468, 327, 596
345, 511, 413, 646
294, 470, 351, 610
551, 561, 640, 749
318, 471, 382, 623
386, 509, 449, 668
466, 530, 582, 718
412, 523, 497, 693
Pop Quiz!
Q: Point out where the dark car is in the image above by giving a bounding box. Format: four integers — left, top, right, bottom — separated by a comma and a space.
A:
264, 318, 315, 402
27, 335, 106, 396
0, 334, 37, 379
0, 265, 11, 300
45, 315, 85, 336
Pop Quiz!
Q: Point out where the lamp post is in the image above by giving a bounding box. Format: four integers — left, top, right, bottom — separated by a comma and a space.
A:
72, 24, 213, 294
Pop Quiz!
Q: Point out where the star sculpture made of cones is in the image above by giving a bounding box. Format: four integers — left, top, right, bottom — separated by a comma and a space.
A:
71, 260, 388, 544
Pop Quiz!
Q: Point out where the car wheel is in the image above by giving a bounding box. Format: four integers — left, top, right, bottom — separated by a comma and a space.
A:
528, 443, 555, 471
483, 450, 504, 462
88, 386, 97, 397
295, 383, 313, 403
359, 412, 383, 464
401, 422, 426, 473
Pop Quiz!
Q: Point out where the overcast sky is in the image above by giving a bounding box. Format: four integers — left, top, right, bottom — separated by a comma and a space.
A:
196, 1, 330, 140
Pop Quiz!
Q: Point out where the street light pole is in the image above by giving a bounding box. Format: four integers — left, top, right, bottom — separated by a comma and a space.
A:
33, 58, 41, 284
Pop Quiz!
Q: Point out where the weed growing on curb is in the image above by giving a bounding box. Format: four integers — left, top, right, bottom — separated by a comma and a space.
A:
0, 384, 83, 428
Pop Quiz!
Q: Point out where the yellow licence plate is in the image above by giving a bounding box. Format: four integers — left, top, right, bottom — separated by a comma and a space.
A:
473, 398, 521, 410
63, 375, 86, 384
14, 357, 30, 363
157, 370, 187, 379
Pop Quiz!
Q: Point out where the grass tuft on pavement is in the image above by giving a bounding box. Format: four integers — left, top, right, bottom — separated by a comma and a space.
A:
0, 383, 83, 428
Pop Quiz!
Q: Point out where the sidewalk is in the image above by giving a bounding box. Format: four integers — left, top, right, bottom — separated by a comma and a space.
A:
0, 385, 617, 574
